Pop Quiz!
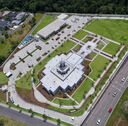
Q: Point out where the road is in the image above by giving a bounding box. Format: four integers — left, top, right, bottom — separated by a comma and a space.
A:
0, 105, 54, 126
82, 57, 128, 126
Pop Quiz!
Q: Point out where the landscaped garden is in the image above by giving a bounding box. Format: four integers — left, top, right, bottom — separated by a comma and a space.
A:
103, 42, 121, 56
53, 97, 76, 106
72, 78, 93, 103
73, 30, 88, 40
89, 55, 110, 81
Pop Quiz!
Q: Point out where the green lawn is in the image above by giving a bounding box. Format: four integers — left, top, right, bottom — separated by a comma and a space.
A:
53, 98, 76, 106
89, 55, 110, 81
89, 52, 97, 59
32, 15, 57, 35
86, 19, 128, 46
82, 37, 89, 43
72, 78, 93, 103
106, 88, 128, 126
97, 42, 104, 50
0, 72, 9, 84
73, 44, 82, 51
103, 42, 121, 56
73, 30, 88, 40
47, 105, 72, 113
16, 71, 32, 89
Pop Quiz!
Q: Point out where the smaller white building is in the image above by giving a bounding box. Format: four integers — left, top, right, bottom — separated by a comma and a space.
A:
37, 19, 66, 40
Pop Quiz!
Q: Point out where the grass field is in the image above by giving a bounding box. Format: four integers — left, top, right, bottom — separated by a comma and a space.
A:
16, 71, 32, 89
103, 42, 121, 56
72, 78, 93, 103
73, 30, 88, 40
97, 42, 104, 50
0, 114, 27, 126
0, 72, 9, 84
82, 37, 89, 43
106, 88, 128, 126
73, 44, 82, 51
53, 98, 76, 106
89, 52, 97, 59
89, 55, 110, 81
86, 19, 128, 46
32, 15, 57, 35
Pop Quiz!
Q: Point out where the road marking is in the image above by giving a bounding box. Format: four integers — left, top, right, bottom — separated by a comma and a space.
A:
111, 85, 122, 93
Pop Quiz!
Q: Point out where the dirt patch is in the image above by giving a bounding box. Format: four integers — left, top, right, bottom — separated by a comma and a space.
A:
0, 67, 3, 72
16, 87, 49, 107
0, 90, 6, 102
37, 85, 68, 101
83, 60, 91, 75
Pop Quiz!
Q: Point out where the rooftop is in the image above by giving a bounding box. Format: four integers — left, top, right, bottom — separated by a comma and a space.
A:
37, 19, 65, 39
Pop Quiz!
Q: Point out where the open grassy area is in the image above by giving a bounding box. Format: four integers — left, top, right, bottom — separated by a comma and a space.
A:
97, 42, 104, 50
73, 30, 88, 40
73, 44, 82, 51
53, 98, 76, 106
0, 72, 9, 84
72, 78, 93, 103
89, 52, 97, 59
0, 114, 27, 126
106, 88, 128, 126
103, 42, 121, 56
85, 19, 128, 46
89, 55, 110, 81
32, 15, 57, 35
16, 71, 32, 89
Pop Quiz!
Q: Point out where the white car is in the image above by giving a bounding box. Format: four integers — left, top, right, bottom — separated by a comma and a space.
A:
112, 91, 117, 97
121, 77, 126, 82
71, 117, 74, 120
96, 119, 101, 125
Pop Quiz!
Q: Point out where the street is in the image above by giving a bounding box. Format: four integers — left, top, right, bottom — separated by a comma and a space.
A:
0, 105, 54, 126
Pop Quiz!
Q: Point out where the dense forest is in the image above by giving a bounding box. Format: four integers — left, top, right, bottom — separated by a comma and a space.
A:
0, 0, 128, 14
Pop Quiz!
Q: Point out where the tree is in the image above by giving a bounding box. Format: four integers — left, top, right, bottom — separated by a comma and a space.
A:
57, 119, 61, 125
0, 120, 4, 126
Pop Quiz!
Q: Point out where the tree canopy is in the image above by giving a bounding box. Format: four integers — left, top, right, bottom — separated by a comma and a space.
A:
0, 0, 128, 14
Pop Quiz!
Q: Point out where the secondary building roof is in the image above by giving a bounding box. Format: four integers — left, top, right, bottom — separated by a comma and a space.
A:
37, 19, 65, 39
